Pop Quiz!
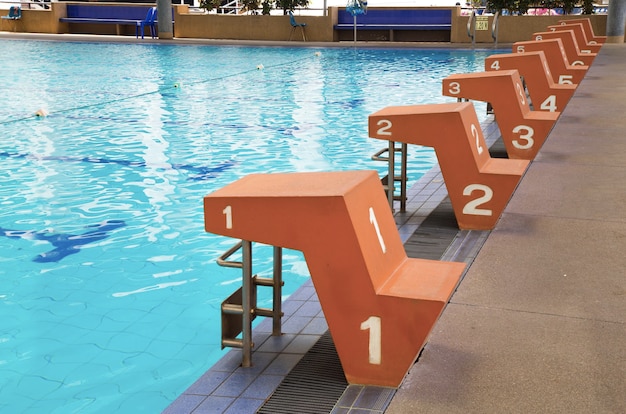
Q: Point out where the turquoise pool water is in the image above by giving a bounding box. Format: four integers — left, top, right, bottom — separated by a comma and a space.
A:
0, 40, 494, 413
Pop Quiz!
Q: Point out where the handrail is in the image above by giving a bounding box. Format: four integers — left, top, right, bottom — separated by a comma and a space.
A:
216, 240, 243, 268
371, 143, 408, 212
218, 0, 242, 14
371, 147, 390, 162
4, 0, 50, 10
466, 9, 476, 49
492, 11, 500, 48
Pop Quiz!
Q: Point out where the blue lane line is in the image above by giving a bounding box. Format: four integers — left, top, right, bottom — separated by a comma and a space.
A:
0, 151, 236, 181
0, 220, 126, 263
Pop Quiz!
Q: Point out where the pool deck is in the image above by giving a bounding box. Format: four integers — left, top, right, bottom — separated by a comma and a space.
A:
163, 43, 626, 413
385, 43, 626, 413
2, 32, 623, 413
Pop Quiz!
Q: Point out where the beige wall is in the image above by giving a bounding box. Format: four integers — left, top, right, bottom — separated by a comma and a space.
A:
451, 14, 608, 44
174, 6, 336, 42
1, 4, 66, 33
2, 3, 612, 44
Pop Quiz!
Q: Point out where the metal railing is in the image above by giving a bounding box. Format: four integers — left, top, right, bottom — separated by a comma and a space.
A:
371, 142, 408, 212
467, 9, 476, 48
1, 0, 50, 10
467, 10, 501, 49
491, 11, 500, 48
217, 0, 242, 14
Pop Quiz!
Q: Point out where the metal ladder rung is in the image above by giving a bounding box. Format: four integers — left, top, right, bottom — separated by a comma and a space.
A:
222, 303, 244, 315
254, 276, 277, 287
222, 338, 244, 348
255, 307, 276, 317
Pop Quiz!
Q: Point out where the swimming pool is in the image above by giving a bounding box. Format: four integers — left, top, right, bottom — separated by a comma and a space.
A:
0, 40, 495, 413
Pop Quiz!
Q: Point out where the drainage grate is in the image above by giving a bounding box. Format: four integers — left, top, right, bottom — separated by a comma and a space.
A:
257, 332, 348, 414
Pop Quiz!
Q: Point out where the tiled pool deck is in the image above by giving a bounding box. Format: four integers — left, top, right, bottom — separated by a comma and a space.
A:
162, 280, 326, 413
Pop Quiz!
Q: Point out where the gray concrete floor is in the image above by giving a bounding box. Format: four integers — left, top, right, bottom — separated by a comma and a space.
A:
386, 44, 626, 414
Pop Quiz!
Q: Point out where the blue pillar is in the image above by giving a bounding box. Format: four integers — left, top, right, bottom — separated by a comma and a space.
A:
607, 0, 626, 43
157, 0, 173, 39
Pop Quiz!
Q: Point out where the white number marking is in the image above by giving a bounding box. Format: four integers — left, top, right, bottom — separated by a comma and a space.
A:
558, 74, 574, 85
512, 125, 535, 150
539, 95, 558, 112
376, 119, 392, 136
448, 81, 461, 95
462, 184, 493, 216
360, 316, 382, 365
572, 60, 585, 66
471, 123, 484, 155
515, 82, 526, 106
516, 45, 525, 53
490, 60, 500, 70
543, 61, 551, 78
223, 205, 233, 229
369, 207, 386, 253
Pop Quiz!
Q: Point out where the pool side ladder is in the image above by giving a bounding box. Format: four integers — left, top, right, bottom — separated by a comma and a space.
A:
371, 142, 408, 212
217, 240, 283, 367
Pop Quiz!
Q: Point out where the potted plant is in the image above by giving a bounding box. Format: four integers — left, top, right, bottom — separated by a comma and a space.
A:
199, 0, 222, 12
241, 0, 261, 14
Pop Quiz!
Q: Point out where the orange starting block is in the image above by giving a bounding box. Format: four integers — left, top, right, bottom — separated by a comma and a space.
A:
204, 170, 466, 387
369, 102, 529, 230
513, 39, 588, 85
442, 70, 559, 160
547, 23, 602, 54
533, 30, 596, 67
560, 18, 606, 44
484, 51, 576, 114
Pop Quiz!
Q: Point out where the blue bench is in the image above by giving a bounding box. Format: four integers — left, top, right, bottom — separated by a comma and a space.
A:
335, 8, 452, 41
59, 5, 171, 36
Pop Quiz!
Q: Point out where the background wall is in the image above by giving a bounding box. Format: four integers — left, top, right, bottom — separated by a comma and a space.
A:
174, 5, 336, 42
452, 14, 608, 44
1, 4, 612, 44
